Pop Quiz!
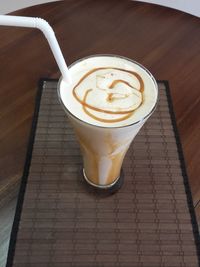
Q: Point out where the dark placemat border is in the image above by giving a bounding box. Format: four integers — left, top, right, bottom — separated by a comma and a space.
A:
6, 78, 57, 267
6, 79, 200, 267
163, 80, 200, 265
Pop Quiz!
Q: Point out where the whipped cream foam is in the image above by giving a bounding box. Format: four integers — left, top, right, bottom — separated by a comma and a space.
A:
59, 55, 158, 127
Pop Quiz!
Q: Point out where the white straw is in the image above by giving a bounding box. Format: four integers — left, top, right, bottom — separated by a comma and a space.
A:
0, 15, 71, 83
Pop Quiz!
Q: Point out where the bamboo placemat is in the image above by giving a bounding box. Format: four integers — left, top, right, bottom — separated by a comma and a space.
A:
6, 80, 200, 267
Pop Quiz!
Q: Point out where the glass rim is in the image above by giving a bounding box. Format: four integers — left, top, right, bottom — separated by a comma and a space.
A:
57, 54, 158, 129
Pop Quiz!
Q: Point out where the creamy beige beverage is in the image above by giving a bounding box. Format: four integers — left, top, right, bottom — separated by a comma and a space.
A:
58, 55, 158, 188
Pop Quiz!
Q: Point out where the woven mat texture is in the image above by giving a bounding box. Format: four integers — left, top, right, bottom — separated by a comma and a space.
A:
10, 81, 199, 267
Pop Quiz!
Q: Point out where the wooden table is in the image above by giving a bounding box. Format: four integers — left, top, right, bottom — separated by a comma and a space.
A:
0, 0, 200, 264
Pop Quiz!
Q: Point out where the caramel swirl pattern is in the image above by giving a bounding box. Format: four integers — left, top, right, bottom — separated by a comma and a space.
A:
72, 67, 144, 123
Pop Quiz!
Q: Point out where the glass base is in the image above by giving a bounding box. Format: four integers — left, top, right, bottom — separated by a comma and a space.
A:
82, 168, 124, 193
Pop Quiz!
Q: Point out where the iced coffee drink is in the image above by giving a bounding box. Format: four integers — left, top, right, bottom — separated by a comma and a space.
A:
58, 55, 158, 188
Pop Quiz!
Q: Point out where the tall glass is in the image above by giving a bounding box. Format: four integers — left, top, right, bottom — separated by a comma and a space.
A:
58, 55, 158, 189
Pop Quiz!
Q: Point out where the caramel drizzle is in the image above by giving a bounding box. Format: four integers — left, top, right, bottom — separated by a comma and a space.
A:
72, 67, 144, 123
109, 79, 135, 89
83, 89, 133, 123
107, 93, 114, 102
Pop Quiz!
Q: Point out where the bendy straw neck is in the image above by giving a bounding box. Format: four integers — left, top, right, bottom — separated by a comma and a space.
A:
0, 15, 71, 83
